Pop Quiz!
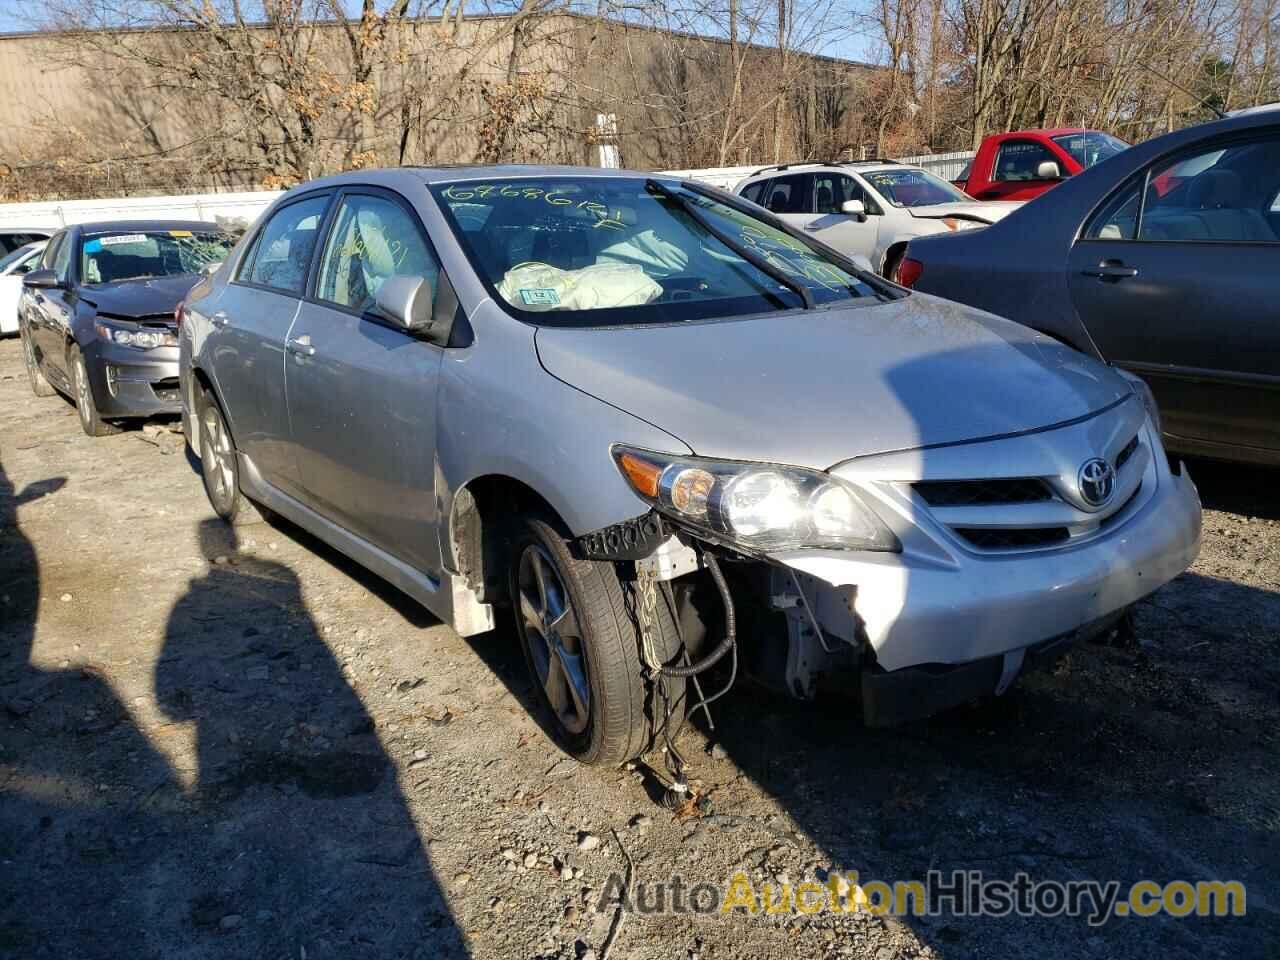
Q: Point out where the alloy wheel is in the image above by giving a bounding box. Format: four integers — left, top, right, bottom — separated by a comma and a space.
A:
517, 544, 591, 735
74, 355, 91, 429
201, 406, 236, 509
22, 330, 37, 377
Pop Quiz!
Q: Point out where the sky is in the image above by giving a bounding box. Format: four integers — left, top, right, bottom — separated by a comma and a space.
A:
0, 0, 31, 33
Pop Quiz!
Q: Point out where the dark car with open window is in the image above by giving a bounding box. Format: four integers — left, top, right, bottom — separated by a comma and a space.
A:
18, 221, 234, 435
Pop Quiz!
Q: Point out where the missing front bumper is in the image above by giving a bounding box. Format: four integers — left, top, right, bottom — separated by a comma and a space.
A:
859, 610, 1124, 726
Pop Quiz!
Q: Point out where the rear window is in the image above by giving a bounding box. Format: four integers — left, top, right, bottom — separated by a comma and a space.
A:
80, 230, 233, 285
431, 177, 877, 327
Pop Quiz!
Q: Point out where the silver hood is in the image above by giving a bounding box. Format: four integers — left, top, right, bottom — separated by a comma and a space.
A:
534, 294, 1132, 470
909, 200, 1022, 224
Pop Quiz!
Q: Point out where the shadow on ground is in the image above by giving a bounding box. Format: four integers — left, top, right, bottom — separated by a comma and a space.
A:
0, 450, 468, 958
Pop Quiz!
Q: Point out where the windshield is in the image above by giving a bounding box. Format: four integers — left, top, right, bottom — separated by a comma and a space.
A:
1050, 132, 1129, 169
79, 230, 234, 285
861, 169, 971, 208
430, 177, 878, 326
0, 243, 40, 273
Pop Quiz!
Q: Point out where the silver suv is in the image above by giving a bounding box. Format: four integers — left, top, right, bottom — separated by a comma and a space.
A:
180, 166, 1201, 767
736, 161, 1022, 278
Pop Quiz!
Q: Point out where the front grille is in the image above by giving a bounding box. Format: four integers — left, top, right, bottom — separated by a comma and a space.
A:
1099, 482, 1142, 528
954, 527, 1071, 550
1115, 434, 1140, 471
913, 477, 1052, 507
98, 312, 175, 327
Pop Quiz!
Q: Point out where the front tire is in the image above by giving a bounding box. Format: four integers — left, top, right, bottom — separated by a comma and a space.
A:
510, 516, 684, 766
20, 323, 55, 398
197, 387, 267, 526
69, 344, 121, 437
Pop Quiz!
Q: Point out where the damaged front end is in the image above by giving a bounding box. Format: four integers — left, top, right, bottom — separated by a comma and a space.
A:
575, 510, 873, 710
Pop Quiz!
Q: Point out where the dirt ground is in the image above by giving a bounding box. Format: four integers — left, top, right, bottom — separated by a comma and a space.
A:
0, 335, 1276, 960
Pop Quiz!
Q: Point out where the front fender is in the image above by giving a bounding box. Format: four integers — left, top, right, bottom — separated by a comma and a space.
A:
434, 301, 691, 572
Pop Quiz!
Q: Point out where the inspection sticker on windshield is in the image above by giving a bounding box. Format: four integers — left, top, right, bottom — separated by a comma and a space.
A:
169, 230, 193, 237
519, 288, 560, 306
98, 234, 147, 246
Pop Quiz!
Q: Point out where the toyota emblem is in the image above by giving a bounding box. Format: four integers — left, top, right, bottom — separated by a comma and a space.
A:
1077, 457, 1116, 507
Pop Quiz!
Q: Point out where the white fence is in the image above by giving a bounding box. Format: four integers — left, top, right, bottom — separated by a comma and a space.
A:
0, 190, 282, 231
0, 152, 976, 229
897, 150, 975, 181
666, 152, 978, 189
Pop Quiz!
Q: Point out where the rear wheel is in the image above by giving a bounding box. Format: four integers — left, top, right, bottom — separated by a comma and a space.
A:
197, 387, 268, 526
69, 344, 121, 437
20, 323, 55, 397
510, 515, 683, 765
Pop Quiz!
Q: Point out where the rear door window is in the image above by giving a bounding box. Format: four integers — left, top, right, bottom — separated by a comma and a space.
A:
242, 195, 330, 295
760, 174, 810, 214
1085, 135, 1280, 243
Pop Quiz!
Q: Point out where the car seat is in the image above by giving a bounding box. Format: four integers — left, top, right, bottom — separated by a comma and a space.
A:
1185, 170, 1276, 241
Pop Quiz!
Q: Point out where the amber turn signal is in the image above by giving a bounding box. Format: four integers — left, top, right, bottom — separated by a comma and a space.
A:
617, 451, 662, 498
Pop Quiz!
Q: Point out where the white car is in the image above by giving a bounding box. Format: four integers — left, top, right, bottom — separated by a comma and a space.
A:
0, 241, 47, 336
735, 161, 1022, 278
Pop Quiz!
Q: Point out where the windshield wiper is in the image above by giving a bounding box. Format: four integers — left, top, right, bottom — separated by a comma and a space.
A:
645, 178, 814, 310
675, 179, 901, 302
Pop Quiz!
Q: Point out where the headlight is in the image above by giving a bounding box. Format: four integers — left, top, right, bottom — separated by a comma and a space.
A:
612, 446, 899, 553
1115, 368, 1162, 436
94, 319, 178, 350
941, 217, 984, 231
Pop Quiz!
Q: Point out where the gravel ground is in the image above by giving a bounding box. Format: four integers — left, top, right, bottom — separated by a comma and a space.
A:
0, 336, 1276, 960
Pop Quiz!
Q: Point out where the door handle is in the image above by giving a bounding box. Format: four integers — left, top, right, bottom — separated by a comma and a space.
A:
1083, 261, 1138, 281
286, 334, 315, 357
803, 224, 823, 231
210, 311, 230, 327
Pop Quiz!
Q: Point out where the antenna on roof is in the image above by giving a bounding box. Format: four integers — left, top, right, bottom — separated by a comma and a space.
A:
1141, 63, 1227, 121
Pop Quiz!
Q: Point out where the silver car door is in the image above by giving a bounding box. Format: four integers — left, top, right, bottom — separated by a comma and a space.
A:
208, 192, 332, 497
284, 188, 446, 575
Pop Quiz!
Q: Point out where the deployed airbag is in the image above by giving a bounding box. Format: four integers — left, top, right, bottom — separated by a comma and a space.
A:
497, 261, 662, 312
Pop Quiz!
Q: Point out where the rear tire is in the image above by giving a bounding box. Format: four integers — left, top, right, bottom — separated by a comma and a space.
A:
20, 323, 55, 398
510, 515, 684, 766
69, 343, 122, 437
197, 386, 268, 526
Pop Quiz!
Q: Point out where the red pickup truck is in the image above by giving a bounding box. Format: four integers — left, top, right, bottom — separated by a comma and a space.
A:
953, 128, 1129, 202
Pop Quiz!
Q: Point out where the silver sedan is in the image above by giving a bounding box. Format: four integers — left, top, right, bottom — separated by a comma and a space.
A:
179, 166, 1201, 767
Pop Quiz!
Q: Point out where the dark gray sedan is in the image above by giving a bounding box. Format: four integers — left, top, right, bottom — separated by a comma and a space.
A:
900, 108, 1280, 467
19, 221, 234, 435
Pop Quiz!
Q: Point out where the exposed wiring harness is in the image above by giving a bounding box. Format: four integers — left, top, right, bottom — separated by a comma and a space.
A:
643, 547, 740, 808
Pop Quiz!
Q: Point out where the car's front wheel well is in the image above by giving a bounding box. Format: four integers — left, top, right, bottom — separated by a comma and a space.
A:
450, 475, 562, 606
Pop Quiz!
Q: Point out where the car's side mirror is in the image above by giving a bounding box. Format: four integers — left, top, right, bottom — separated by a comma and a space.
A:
373, 274, 445, 341
23, 268, 60, 289
840, 198, 868, 222
1036, 160, 1062, 180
